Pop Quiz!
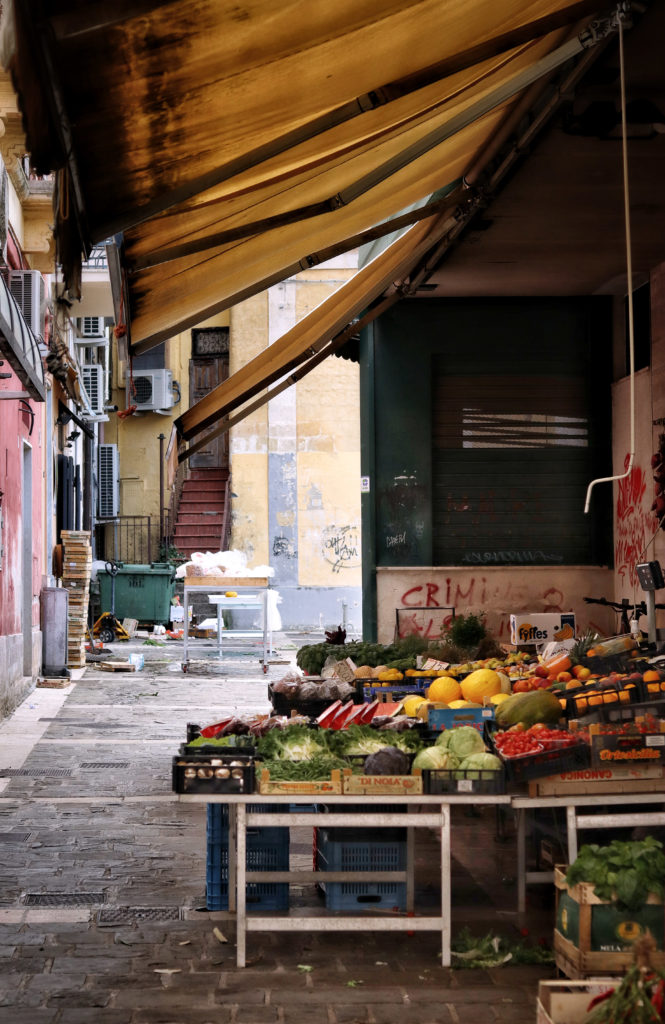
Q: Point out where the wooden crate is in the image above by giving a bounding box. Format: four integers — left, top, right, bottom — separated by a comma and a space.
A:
256, 768, 342, 795
554, 866, 665, 978
529, 764, 664, 796
342, 768, 422, 796
536, 979, 620, 1024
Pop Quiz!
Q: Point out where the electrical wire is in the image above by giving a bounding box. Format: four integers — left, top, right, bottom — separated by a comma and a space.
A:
584, 14, 635, 513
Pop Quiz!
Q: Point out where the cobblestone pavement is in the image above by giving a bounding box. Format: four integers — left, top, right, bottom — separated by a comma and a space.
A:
0, 630, 556, 1023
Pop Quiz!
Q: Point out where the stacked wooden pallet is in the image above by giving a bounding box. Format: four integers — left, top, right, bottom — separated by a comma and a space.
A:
61, 530, 92, 668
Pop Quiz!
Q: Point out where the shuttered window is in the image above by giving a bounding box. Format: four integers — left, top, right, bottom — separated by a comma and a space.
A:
432, 364, 611, 567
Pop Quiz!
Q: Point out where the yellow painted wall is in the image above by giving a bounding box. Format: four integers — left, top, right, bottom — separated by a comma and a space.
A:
110, 313, 229, 522
229, 269, 361, 583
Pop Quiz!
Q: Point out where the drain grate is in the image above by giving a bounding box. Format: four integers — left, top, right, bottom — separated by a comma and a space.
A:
22, 892, 107, 906
0, 833, 31, 843
0, 768, 72, 777
79, 762, 131, 769
97, 906, 182, 924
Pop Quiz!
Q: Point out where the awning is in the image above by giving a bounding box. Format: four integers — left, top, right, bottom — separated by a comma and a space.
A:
0, 273, 45, 401
4, 0, 607, 356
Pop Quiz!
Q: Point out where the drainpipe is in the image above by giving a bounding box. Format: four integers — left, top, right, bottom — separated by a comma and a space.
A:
158, 432, 165, 558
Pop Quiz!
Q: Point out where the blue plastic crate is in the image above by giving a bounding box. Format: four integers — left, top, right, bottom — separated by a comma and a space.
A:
315, 828, 406, 912
206, 802, 286, 846
206, 833, 290, 911
427, 705, 494, 732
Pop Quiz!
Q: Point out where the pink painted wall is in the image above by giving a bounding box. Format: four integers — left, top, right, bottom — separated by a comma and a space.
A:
0, 360, 45, 636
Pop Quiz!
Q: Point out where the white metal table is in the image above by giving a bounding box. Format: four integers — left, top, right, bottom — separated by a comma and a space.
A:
511, 791, 665, 913
181, 576, 271, 672
177, 791, 511, 968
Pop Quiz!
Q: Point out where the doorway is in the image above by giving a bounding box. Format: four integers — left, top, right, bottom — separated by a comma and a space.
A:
188, 327, 230, 471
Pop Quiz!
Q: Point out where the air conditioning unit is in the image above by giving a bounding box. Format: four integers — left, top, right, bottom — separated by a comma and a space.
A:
82, 364, 104, 415
98, 444, 119, 519
78, 316, 105, 339
9, 270, 46, 338
127, 368, 174, 412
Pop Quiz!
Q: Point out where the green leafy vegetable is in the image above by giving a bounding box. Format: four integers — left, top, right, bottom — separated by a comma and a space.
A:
445, 726, 486, 759
454, 752, 502, 779
260, 756, 350, 780
412, 746, 459, 771
565, 838, 665, 912
327, 724, 421, 757
255, 725, 329, 762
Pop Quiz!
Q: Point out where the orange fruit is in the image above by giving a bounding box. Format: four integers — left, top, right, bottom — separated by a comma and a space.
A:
565, 679, 582, 690
557, 671, 573, 683
642, 669, 661, 682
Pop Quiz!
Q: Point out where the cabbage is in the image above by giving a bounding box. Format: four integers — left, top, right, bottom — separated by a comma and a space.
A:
445, 726, 486, 759
455, 752, 502, 779
412, 746, 460, 771
363, 747, 411, 775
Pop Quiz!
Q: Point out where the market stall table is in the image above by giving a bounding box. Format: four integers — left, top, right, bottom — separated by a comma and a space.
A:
181, 577, 271, 672
512, 791, 665, 913
177, 791, 511, 968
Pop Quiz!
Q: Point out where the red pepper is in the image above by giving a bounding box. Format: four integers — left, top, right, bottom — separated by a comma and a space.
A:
651, 979, 665, 1018
587, 987, 614, 1011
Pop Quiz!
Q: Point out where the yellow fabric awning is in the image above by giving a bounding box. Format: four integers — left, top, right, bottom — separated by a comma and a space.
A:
7, 0, 603, 353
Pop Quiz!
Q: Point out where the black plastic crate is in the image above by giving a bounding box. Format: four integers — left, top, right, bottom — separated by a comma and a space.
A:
562, 681, 643, 720
595, 698, 665, 724
172, 753, 255, 794
485, 724, 590, 783
422, 767, 505, 795
268, 683, 357, 718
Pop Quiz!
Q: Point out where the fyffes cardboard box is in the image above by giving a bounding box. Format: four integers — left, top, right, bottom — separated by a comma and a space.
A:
509, 612, 576, 646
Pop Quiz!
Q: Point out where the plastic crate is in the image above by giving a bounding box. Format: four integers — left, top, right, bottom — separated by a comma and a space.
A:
427, 705, 495, 732
206, 837, 290, 912
486, 728, 590, 783
315, 827, 406, 911
172, 754, 254, 794
206, 807, 290, 911
422, 766, 505, 794
206, 802, 286, 846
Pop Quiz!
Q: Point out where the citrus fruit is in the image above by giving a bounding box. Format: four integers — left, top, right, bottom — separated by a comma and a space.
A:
402, 695, 427, 717
460, 668, 501, 703
426, 676, 462, 704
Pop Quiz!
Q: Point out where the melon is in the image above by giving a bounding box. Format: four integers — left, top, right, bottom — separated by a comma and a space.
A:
460, 668, 501, 703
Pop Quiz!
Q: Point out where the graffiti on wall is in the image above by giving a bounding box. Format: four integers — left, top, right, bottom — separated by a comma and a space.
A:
398, 578, 569, 639
614, 458, 655, 589
322, 524, 361, 573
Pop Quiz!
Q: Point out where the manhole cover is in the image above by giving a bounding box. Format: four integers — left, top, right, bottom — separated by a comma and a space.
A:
0, 768, 72, 777
22, 892, 107, 906
97, 907, 182, 924
79, 762, 131, 769
0, 833, 31, 842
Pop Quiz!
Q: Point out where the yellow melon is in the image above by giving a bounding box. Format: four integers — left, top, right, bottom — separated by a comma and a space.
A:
490, 692, 510, 705
402, 695, 427, 717
447, 699, 469, 709
426, 676, 462, 704
460, 668, 501, 703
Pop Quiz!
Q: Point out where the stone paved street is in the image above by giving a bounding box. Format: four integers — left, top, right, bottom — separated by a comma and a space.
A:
0, 630, 556, 1023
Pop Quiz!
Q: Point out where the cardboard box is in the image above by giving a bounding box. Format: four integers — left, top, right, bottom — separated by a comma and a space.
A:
342, 769, 423, 795
528, 763, 664, 796
536, 979, 620, 1024
510, 612, 576, 646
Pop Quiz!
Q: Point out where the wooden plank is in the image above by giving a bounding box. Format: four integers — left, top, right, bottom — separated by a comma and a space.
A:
99, 661, 137, 672
184, 576, 269, 587
342, 770, 423, 796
